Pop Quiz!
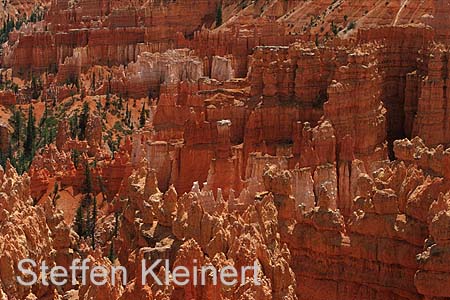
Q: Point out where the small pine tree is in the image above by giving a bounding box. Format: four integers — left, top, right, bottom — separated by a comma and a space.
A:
51, 181, 60, 207
0, 152, 5, 169
125, 103, 131, 127
98, 176, 107, 202
113, 212, 119, 237
39, 102, 49, 146
74, 205, 84, 237
216, 3, 223, 27
107, 74, 112, 95
148, 89, 153, 100
108, 212, 120, 261
105, 93, 111, 111
118, 95, 123, 110
108, 239, 115, 262
139, 103, 146, 128
96, 99, 102, 113
78, 102, 90, 140
91, 72, 96, 91
347, 21, 356, 30
10, 108, 24, 146
83, 162, 93, 197
71, 150, 79, 169
24, 105, 36, 159
91, 191, 97, 249
331, 21, 339, 35
82, 163, 96, 249
69, 112, 79, 139
30, 75, 41, 99
40, 101, 48, 127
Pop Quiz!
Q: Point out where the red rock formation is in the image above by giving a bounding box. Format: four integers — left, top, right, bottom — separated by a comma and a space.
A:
249, 44, 333, 106
181, 21, 298, 78
55, 119, 69, 151
0, 162, 76, 300
428, 0, 450, 43
324, 47, 387, 162
211, 55, 235, 81
410, 45, 450, 146
0, 90, 17, 106
415, 191, 450, 299
357, 26, 434, 147
118, 49, 203, 99
205, 119, 243, 198
175, 119, 225, 194
78, 254, 124, 300
225, 0, 434, 38
270, 160, 445, 300
4, 1, 450, 300
394, 137, 450, 179
2, 31, 58, 75
142, 0, 219, 43
100, 146, 133, 200
115, 162, 297, 300
86, 114, 103, 154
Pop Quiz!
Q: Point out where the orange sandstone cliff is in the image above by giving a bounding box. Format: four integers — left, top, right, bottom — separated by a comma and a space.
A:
2, 0, 450, 300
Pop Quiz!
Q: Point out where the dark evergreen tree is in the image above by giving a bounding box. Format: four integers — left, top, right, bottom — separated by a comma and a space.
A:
78, 102, 90, 140
117, 95, 123, 110
83, 162, 93, 197
69, 112, 79, 139
30, 75, 42, 99
105, 93, 111, 111
74, 205, 84, 237
40, 101, 48, 127
139, 103, 146, 128
0, 148, 6, 168
91, 190, 97, 249
107, 74, 112, 95
124, 102, 131, 127
0, 15, 15, 43
108, 212, 120, 262
82, 162, 97, 248
10, 108, 23, 146
38, 102, 48, 146
72, 149, 80, 168
51, 182, 60, 207
91, 72, 96, 91
24, 105, 36, 159
113, 212, 119, 237
216, 3, 223, 27
96, 99, 102, 113
108, 239, 115, 262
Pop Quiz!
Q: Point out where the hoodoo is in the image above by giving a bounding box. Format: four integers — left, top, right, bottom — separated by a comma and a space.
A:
1, 0, 450, 299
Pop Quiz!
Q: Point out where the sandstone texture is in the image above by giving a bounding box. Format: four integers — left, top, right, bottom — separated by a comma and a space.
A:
1, 1, 450, 300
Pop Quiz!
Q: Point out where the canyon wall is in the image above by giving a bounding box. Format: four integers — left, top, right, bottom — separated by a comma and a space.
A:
2, 1, 450, 300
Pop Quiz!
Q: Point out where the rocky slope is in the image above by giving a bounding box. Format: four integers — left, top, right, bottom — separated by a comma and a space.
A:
2, 0, 450, 300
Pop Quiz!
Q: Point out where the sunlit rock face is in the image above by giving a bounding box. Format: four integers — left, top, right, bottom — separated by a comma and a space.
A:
2, 0, 450, 299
